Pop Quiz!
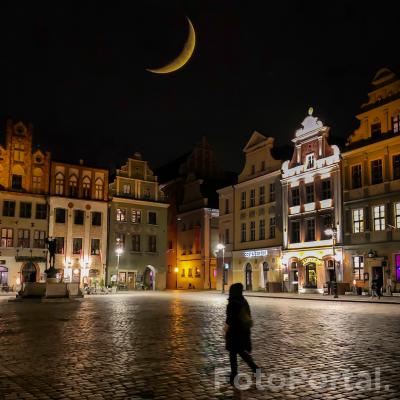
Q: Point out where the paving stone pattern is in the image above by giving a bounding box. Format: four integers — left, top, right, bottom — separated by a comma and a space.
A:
0, 292, 399, 399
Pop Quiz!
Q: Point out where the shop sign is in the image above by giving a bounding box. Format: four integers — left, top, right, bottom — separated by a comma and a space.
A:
301, 256, 322, 265
244, 249, 268, 258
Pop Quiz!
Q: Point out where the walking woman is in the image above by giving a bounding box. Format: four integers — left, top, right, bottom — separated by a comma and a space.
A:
225, 283, 259, 385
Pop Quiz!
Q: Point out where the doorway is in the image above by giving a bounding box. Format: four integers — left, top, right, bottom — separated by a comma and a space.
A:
0, 266, 8, 286
21, 263, 37, 283
245, 263, 252, 291
144, 266, 155, 290
262, 262, 269, 291
127, 272, 136, 289
372, 266, 383, 292
305, 263, 317, 288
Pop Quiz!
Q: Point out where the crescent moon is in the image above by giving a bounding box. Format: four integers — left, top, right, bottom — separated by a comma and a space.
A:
147, 17, 196, 74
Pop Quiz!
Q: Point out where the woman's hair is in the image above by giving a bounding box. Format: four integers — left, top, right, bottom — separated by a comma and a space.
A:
229, 282, 244, 300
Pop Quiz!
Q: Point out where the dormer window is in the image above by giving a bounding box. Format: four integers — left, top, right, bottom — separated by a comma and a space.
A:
392, 115, 399, 133
306, 154, 315, 169
371, 122, 381, 138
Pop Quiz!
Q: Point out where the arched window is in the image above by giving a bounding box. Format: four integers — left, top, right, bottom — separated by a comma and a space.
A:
95, 178, 103, 200
82, 176, 91, 199
55, 172, 64, 195
69, 175, 78, 197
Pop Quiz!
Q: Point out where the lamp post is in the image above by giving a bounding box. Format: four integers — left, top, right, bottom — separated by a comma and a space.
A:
216, 243, 226, 293
174, 267, 178, 289
324, 225, 338, 298
115, 247, 123, 292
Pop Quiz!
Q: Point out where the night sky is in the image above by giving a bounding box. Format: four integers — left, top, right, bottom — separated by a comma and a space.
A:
1, 1, 399, 174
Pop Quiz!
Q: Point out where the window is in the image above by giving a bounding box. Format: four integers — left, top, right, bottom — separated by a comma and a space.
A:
396, 203, 400, 228
188, 268, 193, 278
305, 185, 314, 203
291, 188, 300, 206
306, 154, 315, 169
250, 189, 255, 207
82, 177, 91, 199
13, 143, 24, 162
250, 221, 255, 241
69, 176, 78, 197
353, 256, 364, 281
35, 204, 47, 219
371, 122, 381, 138
132, 235, 140, 252
181, 268, 185, 278
148, 235, 157, 252
393, 155, 400, 180
393, 115, 400, 133
371, 159, 383, 185
1, 229, 13, 247
396, 254, 400, 281
259, 186, 265, 205
373, 205, 385, 231
195, 268, 201, 277
291, 221, 300, 243
321, 180, 331, 200
116, 208, 127, 222
259, 220, 265, 240
20, 202, 32, 218
74, 210, 84, 225
18, 229, 30, 248
351, 164, 362, 189
12, 175, 22, 190
225, 199, 230, 214
225, 228, 230, 244
122, 184, 131, 195
91, 239, 100, 255
305, 219, 315, 241
131, 210, 142, 223
55, 172, 64, 195
55, 208, 66, 223
116, 233, 125, 250
55, 237, 64, 254
33, 230, 46, 248
148, 212, 157, 225
32, 176, 41, 193
321, 214, 333, 238
91, 212, 102, 226
269, 183, 275, 202
269, 217, 276, 239
352, 209, 364, 233
241, 192, 246, 209
3, 201, 15, 217
95, 178, 104, 200
241, 223, 246, 242
72, 238, 83, 255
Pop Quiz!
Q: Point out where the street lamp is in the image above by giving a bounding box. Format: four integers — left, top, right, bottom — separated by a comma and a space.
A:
324, 225, 338, 298
174, 267, 179, 289
216, 243, 226, 293
115, 247, 123, 291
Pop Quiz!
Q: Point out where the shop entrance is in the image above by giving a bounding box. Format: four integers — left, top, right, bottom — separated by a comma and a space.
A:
127, 272, 136, 289
263, 262, 269, 291
305, 263, 317, 288
245, 263, 252, 291
21, 263, 37, 283
0, 266, 8, 286
372, 266, 384, 292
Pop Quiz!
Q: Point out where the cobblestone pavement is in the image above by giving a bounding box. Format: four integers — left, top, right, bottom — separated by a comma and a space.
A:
0, 292, 399, 399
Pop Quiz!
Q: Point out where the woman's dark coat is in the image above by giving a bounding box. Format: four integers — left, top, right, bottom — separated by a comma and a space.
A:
225, 296, 252, 352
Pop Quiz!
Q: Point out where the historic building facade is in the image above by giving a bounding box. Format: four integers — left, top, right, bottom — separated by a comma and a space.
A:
108, 153, 168, 290
48, 160, 109, 286
0, 120, 51, 290
342, 68, 400, 294
281, 110, 344, 294
217, 132, 284, 291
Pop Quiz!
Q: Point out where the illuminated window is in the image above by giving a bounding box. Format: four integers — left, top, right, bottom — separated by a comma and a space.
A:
18, 229, 30, 248
393, 155, 400, 180
305, 184, 314, 203
132, 235, 140, 252
69, 175, 78, 197
351, 165, 362, 189
131, 210, 141, 223
269, 217, 276, 239
306, 154, 315, 169
195, 268, 201, 277
259, 186, 265, 205
241, 192, 246, 209
321, 214, 333, 239
55, 237, 64, 254
396, 203, 400, 228
241, 223, 246, 242
122, 184, 131, 195
371, 160, 383, 185
250, 221, 255, 241
353, 256, 364, 281
116, 208, 127, 222
291, 188, 300, 206
393, 115, 400, 133
13, 143, 24, 162
396, 254, 400, 281
321, 180, 331, 200
250, 189, 255, 207
33, 230, 45, 248
91, 239, 100, 255
188, 268, 193, 277
3, 201, 15, 217
116, 233, 125, 250
55, 172, 64, 195
148, 235, 157, 252
73, 238, 82, 254
291, 221, 300, 243
305, 219, 315, 242
1, 228, 13, 247
95, 178, 104, 200
259, 220, 265, 240
371, 122, 381, 138
352, 209, 364, 233
373, 205, 385, 231
82, 177, 91, 199
269, 183, 275, 202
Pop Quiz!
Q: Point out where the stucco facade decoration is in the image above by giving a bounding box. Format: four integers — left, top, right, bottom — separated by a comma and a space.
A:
281, 109, 344, 294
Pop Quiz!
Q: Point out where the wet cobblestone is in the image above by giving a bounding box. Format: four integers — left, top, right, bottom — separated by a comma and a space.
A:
0, 292, 399, 399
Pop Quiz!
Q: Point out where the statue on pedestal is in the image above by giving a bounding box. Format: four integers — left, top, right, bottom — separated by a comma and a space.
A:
45, 237, 57, 279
